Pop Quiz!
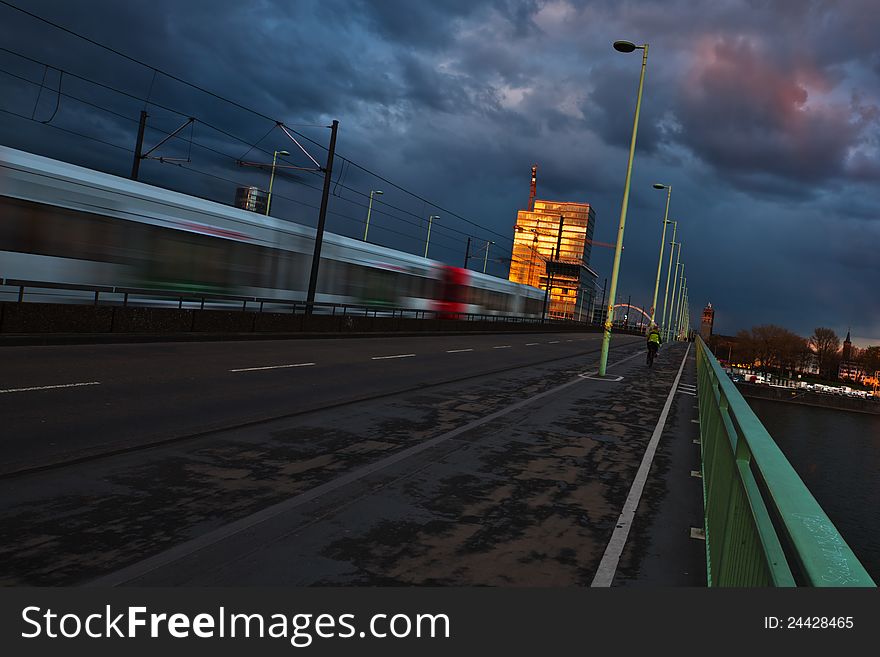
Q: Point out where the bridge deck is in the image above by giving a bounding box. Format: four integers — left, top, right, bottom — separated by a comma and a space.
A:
0, 334, 704, 586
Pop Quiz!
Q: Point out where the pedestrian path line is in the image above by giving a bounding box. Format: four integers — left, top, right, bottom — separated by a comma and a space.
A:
230, 363, 315, 372
591, 343, 692, 587
87, 347, 645, 587
0, 381, 101, 394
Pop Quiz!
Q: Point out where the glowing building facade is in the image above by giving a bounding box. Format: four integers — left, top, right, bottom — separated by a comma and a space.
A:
508, 200, 598, 321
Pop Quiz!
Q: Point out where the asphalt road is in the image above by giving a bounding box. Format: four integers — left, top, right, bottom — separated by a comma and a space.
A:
0, 332, 640, 473
0, 334, 705, 586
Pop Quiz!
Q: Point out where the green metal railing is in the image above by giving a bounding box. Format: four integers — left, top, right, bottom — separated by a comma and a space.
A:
696, 336, 875, 587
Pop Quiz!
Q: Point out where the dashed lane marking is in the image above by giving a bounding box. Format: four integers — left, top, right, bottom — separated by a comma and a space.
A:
230, 363, 315, 372
0, 381, 101, 394
446, 349, 474, 353
525, 343, 540, 346
371, 354, 416, 360
493, 345, 512, 349
548, 340, 560, 344
88, 347, 645, 587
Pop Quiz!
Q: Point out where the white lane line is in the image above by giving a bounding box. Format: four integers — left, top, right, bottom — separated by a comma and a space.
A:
678, 390, 696, 396
548, 340, 560, 344
525, 343, 540, 346
566, 339, 574, 342
230, 363, 315, 372
493, 345, 512, 349
446, 348, 474, 353
0, 381, 101, 394
591, 342, 692, 588
371, 353, 416, 360
89, 348, 643, 587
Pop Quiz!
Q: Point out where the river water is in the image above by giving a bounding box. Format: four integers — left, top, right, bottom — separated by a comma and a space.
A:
747, 398, 880, 583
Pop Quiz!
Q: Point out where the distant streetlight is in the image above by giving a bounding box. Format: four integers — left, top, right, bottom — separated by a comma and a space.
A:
483, 240, 495, 273
669, 253, 683, 342
424, 215, 439, 258
266, 149, 290, 216
363, 190, 384, 241
599, 39, 649, 377
660, 221, 678, 340
650, 183, 672, 325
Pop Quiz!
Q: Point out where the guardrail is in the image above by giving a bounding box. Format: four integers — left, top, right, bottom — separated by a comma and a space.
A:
695, 336, 875, 587
0, 277, 546, 324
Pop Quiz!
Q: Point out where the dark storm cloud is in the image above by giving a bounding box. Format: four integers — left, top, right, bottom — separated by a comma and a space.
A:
0, 0, 878, 342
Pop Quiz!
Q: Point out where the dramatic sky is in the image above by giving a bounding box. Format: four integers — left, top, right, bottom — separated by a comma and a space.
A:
1, 0, 878, 344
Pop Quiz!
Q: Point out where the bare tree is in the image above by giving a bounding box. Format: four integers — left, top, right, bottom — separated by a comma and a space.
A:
810, 327, 840, 378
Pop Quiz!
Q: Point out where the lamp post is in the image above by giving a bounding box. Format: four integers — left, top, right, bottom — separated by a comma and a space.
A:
363, 190, 384, 241
668, 243, 681, 342
599, 39, 649, 376
660, 221, 677, 339
482, 240, 495, 273
424, 215, 439, 258
671, 261, 684, 342
266, 149, 290, 216
650, 183, 671, 324
674, 280, 684, 340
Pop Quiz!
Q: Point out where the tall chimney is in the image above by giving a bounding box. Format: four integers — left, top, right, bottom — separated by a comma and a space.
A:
529, 164, 537, 211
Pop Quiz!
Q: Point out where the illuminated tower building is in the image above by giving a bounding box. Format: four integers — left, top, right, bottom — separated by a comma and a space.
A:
701, 303, 714, 341
509, 199, 598, 321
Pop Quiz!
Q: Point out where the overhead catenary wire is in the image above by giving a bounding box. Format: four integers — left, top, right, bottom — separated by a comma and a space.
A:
0, 1, 513, 247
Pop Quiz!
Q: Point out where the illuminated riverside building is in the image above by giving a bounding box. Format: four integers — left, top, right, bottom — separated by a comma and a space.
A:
508, 200, 598, 321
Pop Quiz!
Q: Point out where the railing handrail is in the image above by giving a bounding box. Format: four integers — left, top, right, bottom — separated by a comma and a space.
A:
696, 335, 875, 587
2, 276, 614, 327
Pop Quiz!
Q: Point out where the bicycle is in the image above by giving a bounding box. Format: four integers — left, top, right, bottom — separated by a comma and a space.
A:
646, 343, 658, 367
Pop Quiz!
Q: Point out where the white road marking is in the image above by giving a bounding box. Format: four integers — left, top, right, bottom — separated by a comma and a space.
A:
230, 363, 315, 372
493, 345, 512, 349
548, 340, 560, 344
678, 390, 696, 396
0, 381, 101, 394
371, 353, 416, 360
89, 348, 643, 587
446, 349, 474, 353
525, 343, 540, 346
591, 343, 692, 588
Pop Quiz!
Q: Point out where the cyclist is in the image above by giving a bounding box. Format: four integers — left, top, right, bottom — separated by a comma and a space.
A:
646, 323, 662, 366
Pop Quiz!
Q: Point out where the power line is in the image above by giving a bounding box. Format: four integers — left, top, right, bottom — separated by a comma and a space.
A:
0, 2, 515, 246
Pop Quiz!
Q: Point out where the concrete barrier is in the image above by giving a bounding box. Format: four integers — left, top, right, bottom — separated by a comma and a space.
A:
253, 312, 304, 333
1, 302, 113, 333
0, 301, 617, 341
112, 307, 193, 333
191, 309, 255, 333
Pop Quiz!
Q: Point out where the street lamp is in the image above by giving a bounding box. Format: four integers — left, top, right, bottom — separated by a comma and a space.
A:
266, 149, 290, 216
670, 258, 684, 342
675, 276, 687, 341
650, 183, 672, 325
424, 215, 439, 258
363, 190, 384, 241
660, 223, 677, 339
599, 39, 649, 377
483, 240, 495, 273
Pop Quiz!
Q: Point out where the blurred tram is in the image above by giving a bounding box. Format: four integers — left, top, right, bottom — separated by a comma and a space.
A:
0, 146, 545, 317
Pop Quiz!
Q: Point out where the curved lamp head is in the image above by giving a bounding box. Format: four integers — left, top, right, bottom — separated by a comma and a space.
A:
652, 183, 668, 190
374, 190, 384, 195
613, 40, 637, 53
277, 150, 290, 156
